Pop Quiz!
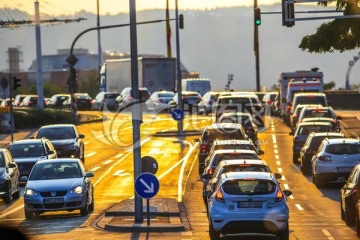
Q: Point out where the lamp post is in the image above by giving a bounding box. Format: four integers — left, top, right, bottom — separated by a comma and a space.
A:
175, 0, 183, 133
96, 0, 103, 78
254, 0, 260, 91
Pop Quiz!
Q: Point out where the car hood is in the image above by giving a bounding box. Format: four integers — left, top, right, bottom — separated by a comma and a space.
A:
13, 156, 48, 163
26, 178, 83, 191
50, 139, 76, 147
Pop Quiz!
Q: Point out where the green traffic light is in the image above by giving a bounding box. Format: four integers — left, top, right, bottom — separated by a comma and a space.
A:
255, 20, 261, 25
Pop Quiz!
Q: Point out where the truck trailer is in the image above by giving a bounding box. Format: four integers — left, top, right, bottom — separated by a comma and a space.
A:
99, 57, 176, 94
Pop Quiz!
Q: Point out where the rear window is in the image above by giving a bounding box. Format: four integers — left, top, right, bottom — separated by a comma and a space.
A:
298, 125, 332, 135
304, 109, 332, 118
219, 97, 251, 105
220, 164, 270, 175
222, 179, 276, 195
214, 144, 256, 152
159, 93, 174, 98
296, 96, 326, 106
204, 128, 246, 143
212, 153, 259, 166
325, 143, 360, 155
76, 94, 91, 99
9, 143, 45, 157
105, 93, 119, 99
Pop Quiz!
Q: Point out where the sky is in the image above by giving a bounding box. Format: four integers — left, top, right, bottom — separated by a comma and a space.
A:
1, 0, 281, 16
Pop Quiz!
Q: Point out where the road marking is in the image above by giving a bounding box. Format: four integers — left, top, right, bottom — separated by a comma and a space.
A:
281, 175, 286, 180
275, 155, 279, 159
321, 229, 335, 240
272, 134, 276, 144
201, 120, 206, 123
114, 153, 124, 158
84, 141, 89, 145
276, 161, 281, 165
113, 170, 130, 176
161, 129, 169, 132
271, 127, 275, 131
0, 205, 23, 219
89, 166, 100, 172
149, 148, 160, 155
295, 204, 304, 210
284, 184, 289, 189
357, 116, 360, 121
103, 160, 113, 165
274, 144, 277, 148
274, 149, 278, 154
289, 195, 294, 199
85, 152, 97, 158
278, 168, 283, 173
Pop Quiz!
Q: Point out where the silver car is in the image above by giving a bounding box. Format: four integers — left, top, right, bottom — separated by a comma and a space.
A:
312, 138, 360, 187
22, 158, 94, 220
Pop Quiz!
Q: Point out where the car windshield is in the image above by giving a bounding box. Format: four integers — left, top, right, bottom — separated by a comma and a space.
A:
29, 162, 82, 180
9, 143, 45, 157
325, 143, 360, 155
222, 179, 276, 195
212, 153, 259, 166
37, 127, 75, 140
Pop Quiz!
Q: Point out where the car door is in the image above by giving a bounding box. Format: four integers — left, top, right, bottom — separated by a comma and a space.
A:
342, 167, 360, 210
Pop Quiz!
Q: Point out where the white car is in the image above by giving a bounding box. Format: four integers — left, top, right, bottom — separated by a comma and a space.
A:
204, 171, 292, 240
311, 138, 360, 187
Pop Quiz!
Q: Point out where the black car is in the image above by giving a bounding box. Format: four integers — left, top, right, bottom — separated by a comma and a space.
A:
197, 123, 249, 175
0, 149, 20, 204
63, 93, 92, 111
8, 138, 58, 179
341, 163, 360, 226
35, 124, 85, 162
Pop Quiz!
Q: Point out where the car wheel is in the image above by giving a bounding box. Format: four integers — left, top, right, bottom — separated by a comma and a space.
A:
341, 200, 345, 221
12, 185, 20, 200
356, 213, 360, 237
2, 183, 12, 204
209, 222, 220, 240
80, 196, 90, 216
24, 209, 34, 220
81, 147, 85, 163
276, 224, 289, 240
314, 174, 324, 188
345, 207, 355, 226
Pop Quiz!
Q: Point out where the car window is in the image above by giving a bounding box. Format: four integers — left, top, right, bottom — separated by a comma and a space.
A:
212, 153, 259, 166
220, 164, 270, 175
105, 93, 119, 99
38, 127, 75, 140
0, 152, 5, 167
158, 93, 174, 98
325, 143, 360, 155
222, 179, 276, 195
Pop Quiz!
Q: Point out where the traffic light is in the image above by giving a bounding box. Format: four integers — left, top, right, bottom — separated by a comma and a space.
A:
12, 76, 22, 90
179, 14, 184, 29
282, 0, 295, 27
254, 8, 261, 26
67, 66, 78, 93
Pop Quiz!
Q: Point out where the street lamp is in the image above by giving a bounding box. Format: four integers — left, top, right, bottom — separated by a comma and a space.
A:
96, 0, 103, 80
175, 0, 183, 133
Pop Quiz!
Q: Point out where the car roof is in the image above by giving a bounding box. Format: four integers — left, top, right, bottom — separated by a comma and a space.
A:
222, 171, 273, 180
324, 138, 360, 144
10, 138, 48, 144
294, 92, 326, 96
207, 123, 243, 129
220, 112, 252, 117
213, 139, 253, 145
297, 121, 333, 126
39, 124, 75, 129
212, 149, 257, 154
220, 159, 268, 166
302, 117, 335, 121
35, 158, 81, 164
309, 132, 344, 137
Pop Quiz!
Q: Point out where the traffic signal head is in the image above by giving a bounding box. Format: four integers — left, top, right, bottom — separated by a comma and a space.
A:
282, 0, 295, 27
255, 8, 261, 26
179, 14, 184, 29
12, 77, 22, 90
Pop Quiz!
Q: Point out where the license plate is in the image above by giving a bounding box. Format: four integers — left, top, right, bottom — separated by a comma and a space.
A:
44, 198, 64, 204
238, 201, 262, 208
337, 167, 353, 172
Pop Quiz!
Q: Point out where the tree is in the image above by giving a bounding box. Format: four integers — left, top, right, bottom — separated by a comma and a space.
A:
323, 81, 336, 90
299, 1, 360, 53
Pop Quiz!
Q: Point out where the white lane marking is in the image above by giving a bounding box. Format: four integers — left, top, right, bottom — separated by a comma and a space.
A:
114, 153, 124, 159
85, 152, 97, 158
272, 134, 276, 144
276, 161, 281, 165
193, 121, 199, 124
274, 149, 278, 154
89, 166, 100, 172
274, 144, 277, 148
0, 205, 23, 219
295, 204, 304, 210
281, 175, 286, 180
321, 229, 334, 240
275, 155, 279, 159
149, 148, 160, 155
289, 195, 294, 199
161, 129, 169, 132
278, 168, 283, 173
271, 127, 275, 131
94, 152, 131, 187
113, 170, 130, 176
284, 184, 289, 189
103, 160, 113, 165
201, 120, 206, 123
84, 141, 89, 145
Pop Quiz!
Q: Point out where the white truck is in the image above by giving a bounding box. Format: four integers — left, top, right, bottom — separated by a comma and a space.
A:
278, 70, 324, 125
99, 57, 176, 94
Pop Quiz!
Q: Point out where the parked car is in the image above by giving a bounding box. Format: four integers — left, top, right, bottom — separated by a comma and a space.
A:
299, 132, 345, 174
291, 121, 333, 163
203, 172, 292, 240
47, 94, 70, 108
312, 138, 360, 188
63, 93, 92, 111
0, 149, 20, 204
218, 112, 259, 146
116, 87, 151, 112
92, 91, 119, 111
198, 123, 249, 175
198, 91, 221, 115
20, 95, 38, 107
340, 163, 360, 226
13, 94, 27, 107
8, 138, 57, 179
35, 124, 85, 162
302, 117, 341, 132
21, 158, 94, 220
145, 90, 175, 113
0, 98, 12, 107
168, 91, 202, 114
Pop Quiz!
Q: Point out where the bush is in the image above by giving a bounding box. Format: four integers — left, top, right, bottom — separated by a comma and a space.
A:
14, 109, 74, 129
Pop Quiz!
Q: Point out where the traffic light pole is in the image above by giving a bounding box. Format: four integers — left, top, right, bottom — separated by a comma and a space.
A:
254, 0, 261, 92
9, 74, 14, 142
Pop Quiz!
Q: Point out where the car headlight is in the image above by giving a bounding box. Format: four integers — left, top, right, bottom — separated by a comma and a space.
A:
70, 186, 84, 195
25, 189, 38, 196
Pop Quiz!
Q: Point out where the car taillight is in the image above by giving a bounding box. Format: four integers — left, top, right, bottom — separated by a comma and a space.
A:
208, 167, 215, 175
181, 96, 184, 100
294, 137, 300, 145
200, 144, 206, 152
292, 114, 297, 118
128, 96, 132, 100
267, 100, 272, 104
158, 99, 163, 103
28, 100, 33, 105
318, 155, 332, 162
17, 101, 21, 105
215, 188, 225, 203
306, 148, 312, 154
275, 188, 284, 202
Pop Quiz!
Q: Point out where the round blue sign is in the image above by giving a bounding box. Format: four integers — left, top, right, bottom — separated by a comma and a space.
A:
135, 173, 160, 199
171, 109, 184, 121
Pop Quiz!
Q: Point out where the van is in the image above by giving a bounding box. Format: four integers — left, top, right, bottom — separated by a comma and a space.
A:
291, 92, 328, 114
181, 78, 211, 96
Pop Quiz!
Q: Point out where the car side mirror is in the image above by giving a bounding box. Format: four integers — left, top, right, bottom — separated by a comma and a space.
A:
85, 172, 94, 178
20, 176, 28, 182
8, 163, 16, 168
257, 149, 264, 155
79, 134, 85, 139
274, 173, 282, 179
283, 190, 292, 197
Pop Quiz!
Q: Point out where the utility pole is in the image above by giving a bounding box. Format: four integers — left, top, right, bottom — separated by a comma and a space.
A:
175, 0, 183, 133
96, 0, 103, 81
254, 0, 261, 92
35, 0, 44, 110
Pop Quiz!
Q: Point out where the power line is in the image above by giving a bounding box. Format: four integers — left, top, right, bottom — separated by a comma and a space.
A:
0, 17, 87, 28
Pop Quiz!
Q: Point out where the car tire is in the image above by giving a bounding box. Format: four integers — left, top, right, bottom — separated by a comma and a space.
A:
341, 200, 345, 221
12, 186, 20, 200
24, 209, 34, 220
81, 147, 85, 163
277, 224, 289, 240
314, 174, 324, 188
356, 213, 360, 237
209, 222, 220, 240
345, 208, 355, 226
80, 196, 90, 216
2, 183, 12, 204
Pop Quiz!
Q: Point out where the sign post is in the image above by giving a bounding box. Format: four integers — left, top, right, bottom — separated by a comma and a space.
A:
135, 173, 160, 226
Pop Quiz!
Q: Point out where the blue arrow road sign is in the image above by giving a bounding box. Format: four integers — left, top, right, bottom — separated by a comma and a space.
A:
135, 173, 160, 199
171, 109, 184, 121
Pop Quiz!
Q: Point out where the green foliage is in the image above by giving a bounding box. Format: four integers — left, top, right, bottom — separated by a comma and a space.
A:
300, 1, 360, 53
323, 81, 336, 90
14, 109, 73, 129
350, 83, 360, 90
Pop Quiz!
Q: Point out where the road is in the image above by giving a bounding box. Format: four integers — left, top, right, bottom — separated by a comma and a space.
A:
0, 110, 359, 239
